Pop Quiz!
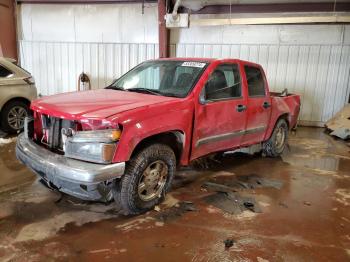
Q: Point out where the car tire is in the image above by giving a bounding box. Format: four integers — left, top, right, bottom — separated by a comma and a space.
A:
113, 143, 176, 215
262, 118, 288, 157
1, 100, 29, 133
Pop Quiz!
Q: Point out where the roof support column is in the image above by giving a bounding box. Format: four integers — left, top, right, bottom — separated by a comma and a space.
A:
0, 0, 18, 59
158, 0, 169, 58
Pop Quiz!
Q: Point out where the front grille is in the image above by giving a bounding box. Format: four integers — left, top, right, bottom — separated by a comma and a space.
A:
41, 115, 75, 152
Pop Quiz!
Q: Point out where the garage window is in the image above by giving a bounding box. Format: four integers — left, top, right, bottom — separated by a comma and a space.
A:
0, 65, 13, 78
244, 66, 265, 97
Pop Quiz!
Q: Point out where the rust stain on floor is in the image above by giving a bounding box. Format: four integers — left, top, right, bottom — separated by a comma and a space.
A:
0, 127, 349, 261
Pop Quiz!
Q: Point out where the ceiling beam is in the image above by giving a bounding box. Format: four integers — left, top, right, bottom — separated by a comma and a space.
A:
17, 0, 156, 3
190, 13, 350, 26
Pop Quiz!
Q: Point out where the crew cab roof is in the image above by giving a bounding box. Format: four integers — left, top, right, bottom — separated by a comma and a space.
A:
154, 57, 261, 67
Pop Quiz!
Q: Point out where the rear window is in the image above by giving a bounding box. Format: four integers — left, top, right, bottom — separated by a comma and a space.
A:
0, 65, 13, 78
244, 66, 265, 97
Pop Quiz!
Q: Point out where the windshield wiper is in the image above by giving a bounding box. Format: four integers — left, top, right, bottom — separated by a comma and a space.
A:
158, 92, 180, 98
127, 88, 162, 96
106, 86, 125, 91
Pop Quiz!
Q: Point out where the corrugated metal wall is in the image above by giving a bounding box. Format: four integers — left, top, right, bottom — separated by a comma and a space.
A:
170, 43, 350, 124
19, 41, 158, 94
18, 4, 350, 125
171, 25, 350, 125
18, 3, 159, 95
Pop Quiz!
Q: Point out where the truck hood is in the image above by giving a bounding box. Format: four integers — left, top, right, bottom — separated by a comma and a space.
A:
31, 89, 178, 119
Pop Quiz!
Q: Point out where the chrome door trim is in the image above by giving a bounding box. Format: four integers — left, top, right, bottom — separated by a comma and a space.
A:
196, 126, 266, 147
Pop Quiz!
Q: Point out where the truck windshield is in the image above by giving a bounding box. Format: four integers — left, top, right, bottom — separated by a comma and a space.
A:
108, 60, 208, 98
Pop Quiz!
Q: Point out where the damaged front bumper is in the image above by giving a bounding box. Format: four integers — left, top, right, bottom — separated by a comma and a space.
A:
15, 133, 125, 202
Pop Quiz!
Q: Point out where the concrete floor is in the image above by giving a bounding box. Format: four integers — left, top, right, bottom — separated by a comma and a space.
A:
0, 127, 349, 262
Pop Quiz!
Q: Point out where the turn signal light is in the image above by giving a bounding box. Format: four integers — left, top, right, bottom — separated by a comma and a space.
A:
111, 129, 122, 141
102, 144, 117, 162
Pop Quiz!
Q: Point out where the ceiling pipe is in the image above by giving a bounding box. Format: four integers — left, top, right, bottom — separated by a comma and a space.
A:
172, 0, 181, 19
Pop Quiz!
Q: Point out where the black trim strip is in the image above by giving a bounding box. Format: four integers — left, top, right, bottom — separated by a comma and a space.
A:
196, 126, 266, 147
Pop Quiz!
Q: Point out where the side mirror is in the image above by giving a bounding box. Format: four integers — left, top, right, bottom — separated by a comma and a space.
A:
199, 88, 207, 105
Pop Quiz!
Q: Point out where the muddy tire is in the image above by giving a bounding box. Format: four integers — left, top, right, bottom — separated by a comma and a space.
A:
1, 100, 29, 133
113, 144, 176, 215
262, 119, 288, 157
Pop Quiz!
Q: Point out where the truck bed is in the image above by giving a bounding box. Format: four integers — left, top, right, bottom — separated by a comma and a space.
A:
270, 92, 301, 129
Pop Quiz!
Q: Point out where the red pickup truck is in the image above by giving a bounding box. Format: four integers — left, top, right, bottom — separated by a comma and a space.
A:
16, 58, 300, 214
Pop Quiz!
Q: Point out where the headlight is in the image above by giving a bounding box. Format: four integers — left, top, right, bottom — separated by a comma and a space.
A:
64, 129, 121, 164
69, 129, 121, 143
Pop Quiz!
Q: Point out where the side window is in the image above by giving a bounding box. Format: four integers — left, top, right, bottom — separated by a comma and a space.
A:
244, 66, 265, 97
0, 65, 13, 78
205, 64, 241, 101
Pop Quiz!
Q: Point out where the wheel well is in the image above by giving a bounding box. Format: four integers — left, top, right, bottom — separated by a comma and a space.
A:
277, 113, 290, 128
131, 131, 184, 164
264, 113, 290, 142
1, 97, 31, 113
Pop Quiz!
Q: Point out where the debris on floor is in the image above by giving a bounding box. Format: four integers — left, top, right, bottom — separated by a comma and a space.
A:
191, 154, 221, 169
155, 201, 198, 222
329, 127, 350, 140
204, 192, 262, 215
201, 174, 281, 215
55, 194, 119, 215
160, 193, 180, 208
202, 181, 237, 193
325, 104, 350, 140
279, 202, 288, 208
203, 174, 283, 191
223, 238, 235, 249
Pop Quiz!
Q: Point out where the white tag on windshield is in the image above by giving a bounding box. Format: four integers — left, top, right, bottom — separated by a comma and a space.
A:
181, 62, 206, 68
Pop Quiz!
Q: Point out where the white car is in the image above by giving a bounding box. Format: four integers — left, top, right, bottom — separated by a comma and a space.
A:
0, 57, 37, 133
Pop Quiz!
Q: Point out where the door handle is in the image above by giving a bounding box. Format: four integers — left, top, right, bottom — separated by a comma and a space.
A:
263, 102, 271, 109
236, 104, 247, 112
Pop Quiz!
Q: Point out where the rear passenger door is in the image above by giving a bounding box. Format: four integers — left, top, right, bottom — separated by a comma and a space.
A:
191, 63, 247, 160
241, 65, 271, 145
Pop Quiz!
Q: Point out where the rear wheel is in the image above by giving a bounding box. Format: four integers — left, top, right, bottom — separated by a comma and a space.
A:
1, 100, 29, 133
113, 144, 176, 215
262, 119, 288, 157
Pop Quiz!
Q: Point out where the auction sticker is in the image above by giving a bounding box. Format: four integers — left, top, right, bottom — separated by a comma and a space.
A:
181, 62, 206, 68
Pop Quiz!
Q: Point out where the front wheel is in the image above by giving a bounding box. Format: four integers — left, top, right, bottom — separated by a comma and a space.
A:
113, 144, 176, 215
262, 119, 288, 157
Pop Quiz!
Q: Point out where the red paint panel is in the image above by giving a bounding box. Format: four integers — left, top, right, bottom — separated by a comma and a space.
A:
31, 89, 177, 120
111, 98, 193, 165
